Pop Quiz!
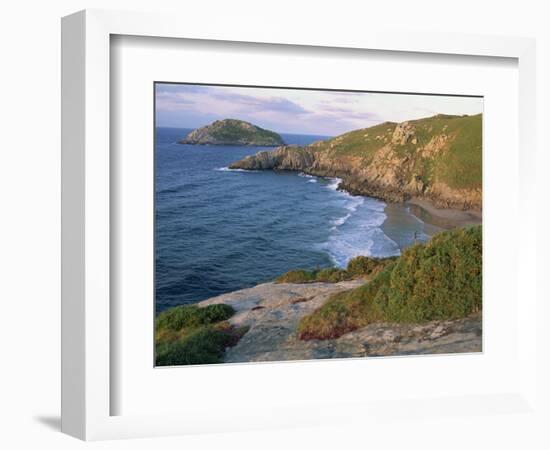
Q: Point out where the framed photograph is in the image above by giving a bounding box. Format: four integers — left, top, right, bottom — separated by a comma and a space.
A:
62, 9, 538, 441
153, 82, 483, 367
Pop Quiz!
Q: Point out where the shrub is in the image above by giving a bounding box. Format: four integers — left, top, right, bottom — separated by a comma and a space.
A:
275, 256, 396, 284
346, 255, 397, 277
315, 267, 349, 282
155, 303, 235, 331
298, 226, 482, 340
275, 269, 318, 284
156, 325, 248, 366
297, 263, 393, 340
155, 303, 245, 366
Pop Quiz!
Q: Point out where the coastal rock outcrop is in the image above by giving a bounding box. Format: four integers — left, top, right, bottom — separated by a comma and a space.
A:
179, 119, 285, 146
230, 145, 316, 170
230, 113, 483, 211
391, 121, 416, 145
198, 280, 482, 362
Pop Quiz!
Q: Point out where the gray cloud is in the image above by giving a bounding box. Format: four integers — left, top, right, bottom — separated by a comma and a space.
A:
209, 91, 311, 115
154, 83, 482, 136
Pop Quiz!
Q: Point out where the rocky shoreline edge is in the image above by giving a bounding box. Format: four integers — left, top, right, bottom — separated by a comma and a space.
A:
197, 280, 482, 363
230, 153, 482, 219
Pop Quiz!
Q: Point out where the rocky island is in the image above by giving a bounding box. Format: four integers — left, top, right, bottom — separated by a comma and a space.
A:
230, 113, 482, 212
179, 118, 285, 146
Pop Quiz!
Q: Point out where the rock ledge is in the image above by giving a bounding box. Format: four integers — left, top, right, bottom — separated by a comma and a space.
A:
198, 280, 482, 363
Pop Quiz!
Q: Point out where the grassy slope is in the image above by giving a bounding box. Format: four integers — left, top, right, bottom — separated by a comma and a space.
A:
309, 114, 482, 191
311, 121, 397, 159
298, 226, 482, 340
155, 303, 248, 366
436, 114, 482, 189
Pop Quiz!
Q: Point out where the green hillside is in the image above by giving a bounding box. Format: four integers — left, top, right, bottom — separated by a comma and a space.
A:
230, 114, 483, 209
311, 113, 482, 190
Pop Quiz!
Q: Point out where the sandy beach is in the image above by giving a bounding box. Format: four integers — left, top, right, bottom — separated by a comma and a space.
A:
406, 197, 482, 231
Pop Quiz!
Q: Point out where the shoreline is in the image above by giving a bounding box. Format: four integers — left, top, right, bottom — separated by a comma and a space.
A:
405, 197, 482, 231
329, 177, 481, 234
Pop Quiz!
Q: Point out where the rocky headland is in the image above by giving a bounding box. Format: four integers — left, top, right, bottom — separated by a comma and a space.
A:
230, 114, 482, 212
179, 118, 285, 146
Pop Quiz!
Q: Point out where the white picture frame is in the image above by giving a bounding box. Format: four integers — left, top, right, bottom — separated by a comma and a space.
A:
61, 9, 538, 441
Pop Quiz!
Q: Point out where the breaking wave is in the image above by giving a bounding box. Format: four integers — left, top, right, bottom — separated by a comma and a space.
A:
320, 178, 400, 267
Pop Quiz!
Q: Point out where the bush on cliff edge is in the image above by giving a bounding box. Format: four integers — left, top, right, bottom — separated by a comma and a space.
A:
298, 226, 482, 340
155, 303, 247, 366
275, 255, 396, 284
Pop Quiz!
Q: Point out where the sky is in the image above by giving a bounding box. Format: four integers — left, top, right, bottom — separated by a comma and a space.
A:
155, 83, 483, 137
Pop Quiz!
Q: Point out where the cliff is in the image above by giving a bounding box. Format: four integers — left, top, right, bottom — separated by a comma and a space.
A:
230, 114, 482, 211
179, 119, 285, 146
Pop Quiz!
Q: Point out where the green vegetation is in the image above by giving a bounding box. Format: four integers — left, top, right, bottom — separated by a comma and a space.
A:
298, 226, 482, 340
209, 119, 283, 145
275, 255, 396, 284
156, 303, 234, 331
436, 114, 482, 189
275, 267, 348, 283
155, 303, 247, 366
181, 118, 284, 146
229, 113, 483, 209
310, 113, 482, 191
311, 121, 397, 159
156, 324, 248, 366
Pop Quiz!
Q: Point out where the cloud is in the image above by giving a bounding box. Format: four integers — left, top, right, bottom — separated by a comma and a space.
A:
318, 105, 381, 120
155, 84, 216, 112
155, 92, 195, 111
154, 83, 483, 135
155, 85, 311, 119
210, 91, 311, 115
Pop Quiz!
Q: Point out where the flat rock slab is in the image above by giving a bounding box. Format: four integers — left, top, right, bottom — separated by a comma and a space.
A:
198, 281, 482, 363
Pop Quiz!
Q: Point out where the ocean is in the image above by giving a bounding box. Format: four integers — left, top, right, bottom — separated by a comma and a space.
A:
155, 127, 431, 313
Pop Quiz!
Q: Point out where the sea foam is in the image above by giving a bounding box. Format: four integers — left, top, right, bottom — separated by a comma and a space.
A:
321, 179, 400, 267
298, 172, 318, 183
326, 177, 343, 191
214, 166, 258, 173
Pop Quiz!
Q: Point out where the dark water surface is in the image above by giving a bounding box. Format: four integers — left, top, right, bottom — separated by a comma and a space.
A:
155, 127, 430, 312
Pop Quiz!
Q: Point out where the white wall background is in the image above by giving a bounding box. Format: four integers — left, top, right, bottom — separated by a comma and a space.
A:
0, 1, 548, 449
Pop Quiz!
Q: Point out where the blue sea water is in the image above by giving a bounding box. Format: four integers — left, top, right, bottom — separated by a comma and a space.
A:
155, 127, 429, 313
